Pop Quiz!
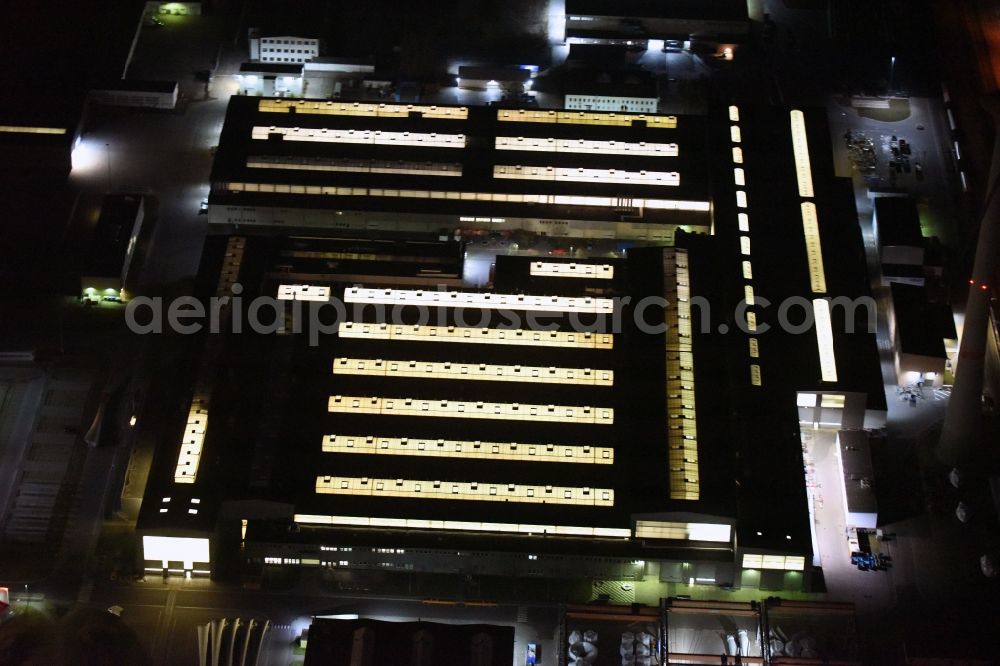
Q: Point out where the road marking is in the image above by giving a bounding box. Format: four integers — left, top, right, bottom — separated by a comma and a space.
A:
152, 589, 177, 665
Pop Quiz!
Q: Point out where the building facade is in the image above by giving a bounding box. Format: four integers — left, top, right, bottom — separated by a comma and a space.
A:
249, 32, 319, 64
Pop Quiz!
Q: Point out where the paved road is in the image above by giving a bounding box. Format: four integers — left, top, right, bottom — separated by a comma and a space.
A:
70, 11, 243, 291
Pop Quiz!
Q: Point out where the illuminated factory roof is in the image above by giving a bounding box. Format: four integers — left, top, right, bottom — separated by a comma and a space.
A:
142, 106, 885, 570
209, 96, 712, 229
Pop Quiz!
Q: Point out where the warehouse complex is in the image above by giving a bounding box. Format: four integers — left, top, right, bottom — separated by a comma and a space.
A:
138, 101, 884, 592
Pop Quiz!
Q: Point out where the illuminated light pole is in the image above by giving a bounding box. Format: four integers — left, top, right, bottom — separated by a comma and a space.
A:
888, 56, 896, 95
937, 100, 1000, 465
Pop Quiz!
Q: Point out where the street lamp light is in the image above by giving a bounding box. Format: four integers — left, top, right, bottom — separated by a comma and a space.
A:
889, 56, 896, 95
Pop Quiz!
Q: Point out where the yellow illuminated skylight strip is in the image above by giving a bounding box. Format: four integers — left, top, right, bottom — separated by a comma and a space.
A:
258, 99, 469, 119
497, 108, 677, 128
635, 520, 731, 542
530, 262, 613, 279
174, 398, 207, 483
294, 513, 631, 537
742, 553, 805, 571
251, 126, 466, 148
339, 321, 613, 349
813, 298, 838, 382
247, 156, 462, 177
332, 357, 613, 385
494, 165, 680, 186
728, 105, 740, 122
316, 476, 614, 506
221, 181, 711, 213
495, 136, 678, 156
344, 287, 614, 313
663, 249, 699, 501
750, 364, 762, 386
790, 110, 815, 198
801, 202, 827, 293
0, 125, 67, 135
277, 284, 330, 301
328, 395, 615, 424
323, 434, 614, 464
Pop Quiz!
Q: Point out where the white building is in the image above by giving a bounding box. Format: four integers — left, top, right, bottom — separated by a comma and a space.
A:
565, 91, 657, 113
564, 80, 658, 113
249, 31, 319, 64
89, 80, 179, 110
237, 63, 304, 97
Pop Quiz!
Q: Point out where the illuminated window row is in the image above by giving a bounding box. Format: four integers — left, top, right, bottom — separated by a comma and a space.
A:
175, 398, 207, 484
663, 249, 699, 500
251, 126, 466, 148
812, 298, 838, 382
0, 125, 67, 135
247, 156, 462, 177
635, 520, 731, 543
796, 393, 846, 408
497, 108, 677, 128
801, 202, 827, 293
742, 553, 805, 571
494, 165, 680, 187
323, 434, 614, 464
316, 475, 614, 506
529, 261, 614, 279
328, 395, 614, 424
332, 357, 614, 385
495, 136, 678, 157
344, 287, 615, 314
220, 181, 712, 213
277, 284, 331, 301
790, 110, 815, 198
339, 321, 613, 349
258, 98, 469, 120
295, 513, 631, 538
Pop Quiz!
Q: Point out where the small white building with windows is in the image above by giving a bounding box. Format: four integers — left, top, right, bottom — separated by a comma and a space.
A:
249, 30, 319, 64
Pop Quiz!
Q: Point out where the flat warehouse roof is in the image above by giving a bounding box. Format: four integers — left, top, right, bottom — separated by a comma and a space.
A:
209, 96, 712, 226
565, 0, 749, 22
